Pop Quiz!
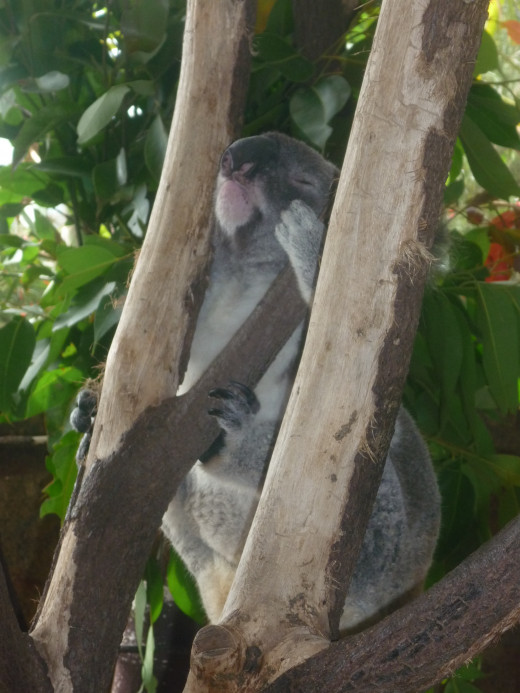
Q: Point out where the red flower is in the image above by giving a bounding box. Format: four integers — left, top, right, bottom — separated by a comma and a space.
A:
485, 242, 513, 282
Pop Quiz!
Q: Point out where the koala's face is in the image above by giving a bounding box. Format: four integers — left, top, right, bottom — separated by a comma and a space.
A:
214, 133, 338, 237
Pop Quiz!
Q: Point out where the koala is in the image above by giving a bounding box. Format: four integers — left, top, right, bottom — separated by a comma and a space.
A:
72, 132, 441, 633
163, 133, 441, 631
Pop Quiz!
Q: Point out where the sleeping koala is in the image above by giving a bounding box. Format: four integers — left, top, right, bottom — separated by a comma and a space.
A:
163, 132, 441, 631
73, 132, 441, 633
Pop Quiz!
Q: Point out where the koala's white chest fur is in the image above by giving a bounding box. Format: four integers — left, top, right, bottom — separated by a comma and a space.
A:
178, 269, 279, 394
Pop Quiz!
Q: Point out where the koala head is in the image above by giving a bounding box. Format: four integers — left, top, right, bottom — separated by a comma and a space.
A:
214, 132, 338, 238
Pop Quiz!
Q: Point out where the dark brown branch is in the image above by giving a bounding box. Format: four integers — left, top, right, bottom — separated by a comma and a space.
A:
266, 515, 520, 693
0, 563, 52, 693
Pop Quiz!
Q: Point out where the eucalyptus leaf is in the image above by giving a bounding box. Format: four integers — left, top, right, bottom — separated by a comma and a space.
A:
77, 85, 131, 145
141, 626, 157, 692
166, 550, 206, 624
476, 284, 519, 414
144, 115, 168, 182
473, 30, 499, 76
466, 85, 520, 149
145, 558, 164, 625
40, 431, 80, 521
53, 281, 117, 331
0, 316, 36, 411
25, 366, 84, 418
290, 76, 351, 150
13, 104, 77, 166
134, 581, 147, 660
460, 115, 520, 199
94, 292, 123, 343
57, 246, 122, 291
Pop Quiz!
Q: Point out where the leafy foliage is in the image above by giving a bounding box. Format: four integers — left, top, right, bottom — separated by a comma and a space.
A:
0, 0, 519, 689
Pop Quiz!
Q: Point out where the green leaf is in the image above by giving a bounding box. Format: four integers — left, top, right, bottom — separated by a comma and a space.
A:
473, 30, 499, 76
447, 139, 464, 182
264, 0, 293, 35
166, 549, 206, 624
290, 76, 351, 150
0, 164, 51, 200
445, 680, 484, 693
141, 625, 157, 692
53, 281, 117, 331
94, 291, 123, 343
466, 85, 520, 149
449, 299, 493, 455
0, 317, 36, 412
18, 328, 69, 394
36, 157, 92, 179
486, 454, 520, 487
145, 558, 164, 625
121, 0, 169, 54
57, 246, 122, 291
475, 284, 519, 414
463, 229, 489, 266
127, 80, 156, 97
144, 115, 168, 182
13, 104, 77, 166
422, 292, 463, 407
25, 366, 83, 418
77, 85, 131, 145
134, 580, 147, 660
459, 115, 520, 199
33, 209, 58, 240
253, 34, 314, 82
92, 148, 127, 200
40, 431, 79, 521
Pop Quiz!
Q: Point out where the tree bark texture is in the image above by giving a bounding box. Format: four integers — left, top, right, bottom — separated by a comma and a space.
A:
185, 0, 491, 690
28, 1, 256, 691
265, 515, 520, 693
0, 564, 52, 693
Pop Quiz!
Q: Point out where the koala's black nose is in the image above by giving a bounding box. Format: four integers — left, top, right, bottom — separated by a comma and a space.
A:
220, 135, 279, 178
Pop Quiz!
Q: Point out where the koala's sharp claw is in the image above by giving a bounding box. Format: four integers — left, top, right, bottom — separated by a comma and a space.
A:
228, 381, 259, 412
208, 387, 235, 400
208, 407, 243, 429
207, 382, 260, 432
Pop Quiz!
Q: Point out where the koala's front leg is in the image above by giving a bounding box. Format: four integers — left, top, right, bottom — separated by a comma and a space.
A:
275, 199, 325, 303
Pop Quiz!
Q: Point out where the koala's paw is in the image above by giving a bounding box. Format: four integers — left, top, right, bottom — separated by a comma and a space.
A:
275, 200, 324, 302
208, 381, 260, 432
70, 389, 98, 432
70, 389, 98, 463
276, 200, 323, 255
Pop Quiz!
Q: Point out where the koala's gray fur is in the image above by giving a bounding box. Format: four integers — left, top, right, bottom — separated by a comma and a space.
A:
161, 132, 441, 632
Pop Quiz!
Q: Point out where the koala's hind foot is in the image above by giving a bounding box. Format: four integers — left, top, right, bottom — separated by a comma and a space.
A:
208, 382, 260, 432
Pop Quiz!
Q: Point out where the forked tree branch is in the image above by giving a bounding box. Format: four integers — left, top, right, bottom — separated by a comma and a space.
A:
265, 515, 520, 692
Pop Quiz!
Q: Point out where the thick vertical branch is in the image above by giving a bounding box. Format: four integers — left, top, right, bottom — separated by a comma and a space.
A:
30, 1, 256, 691
186, 0, 489, 690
